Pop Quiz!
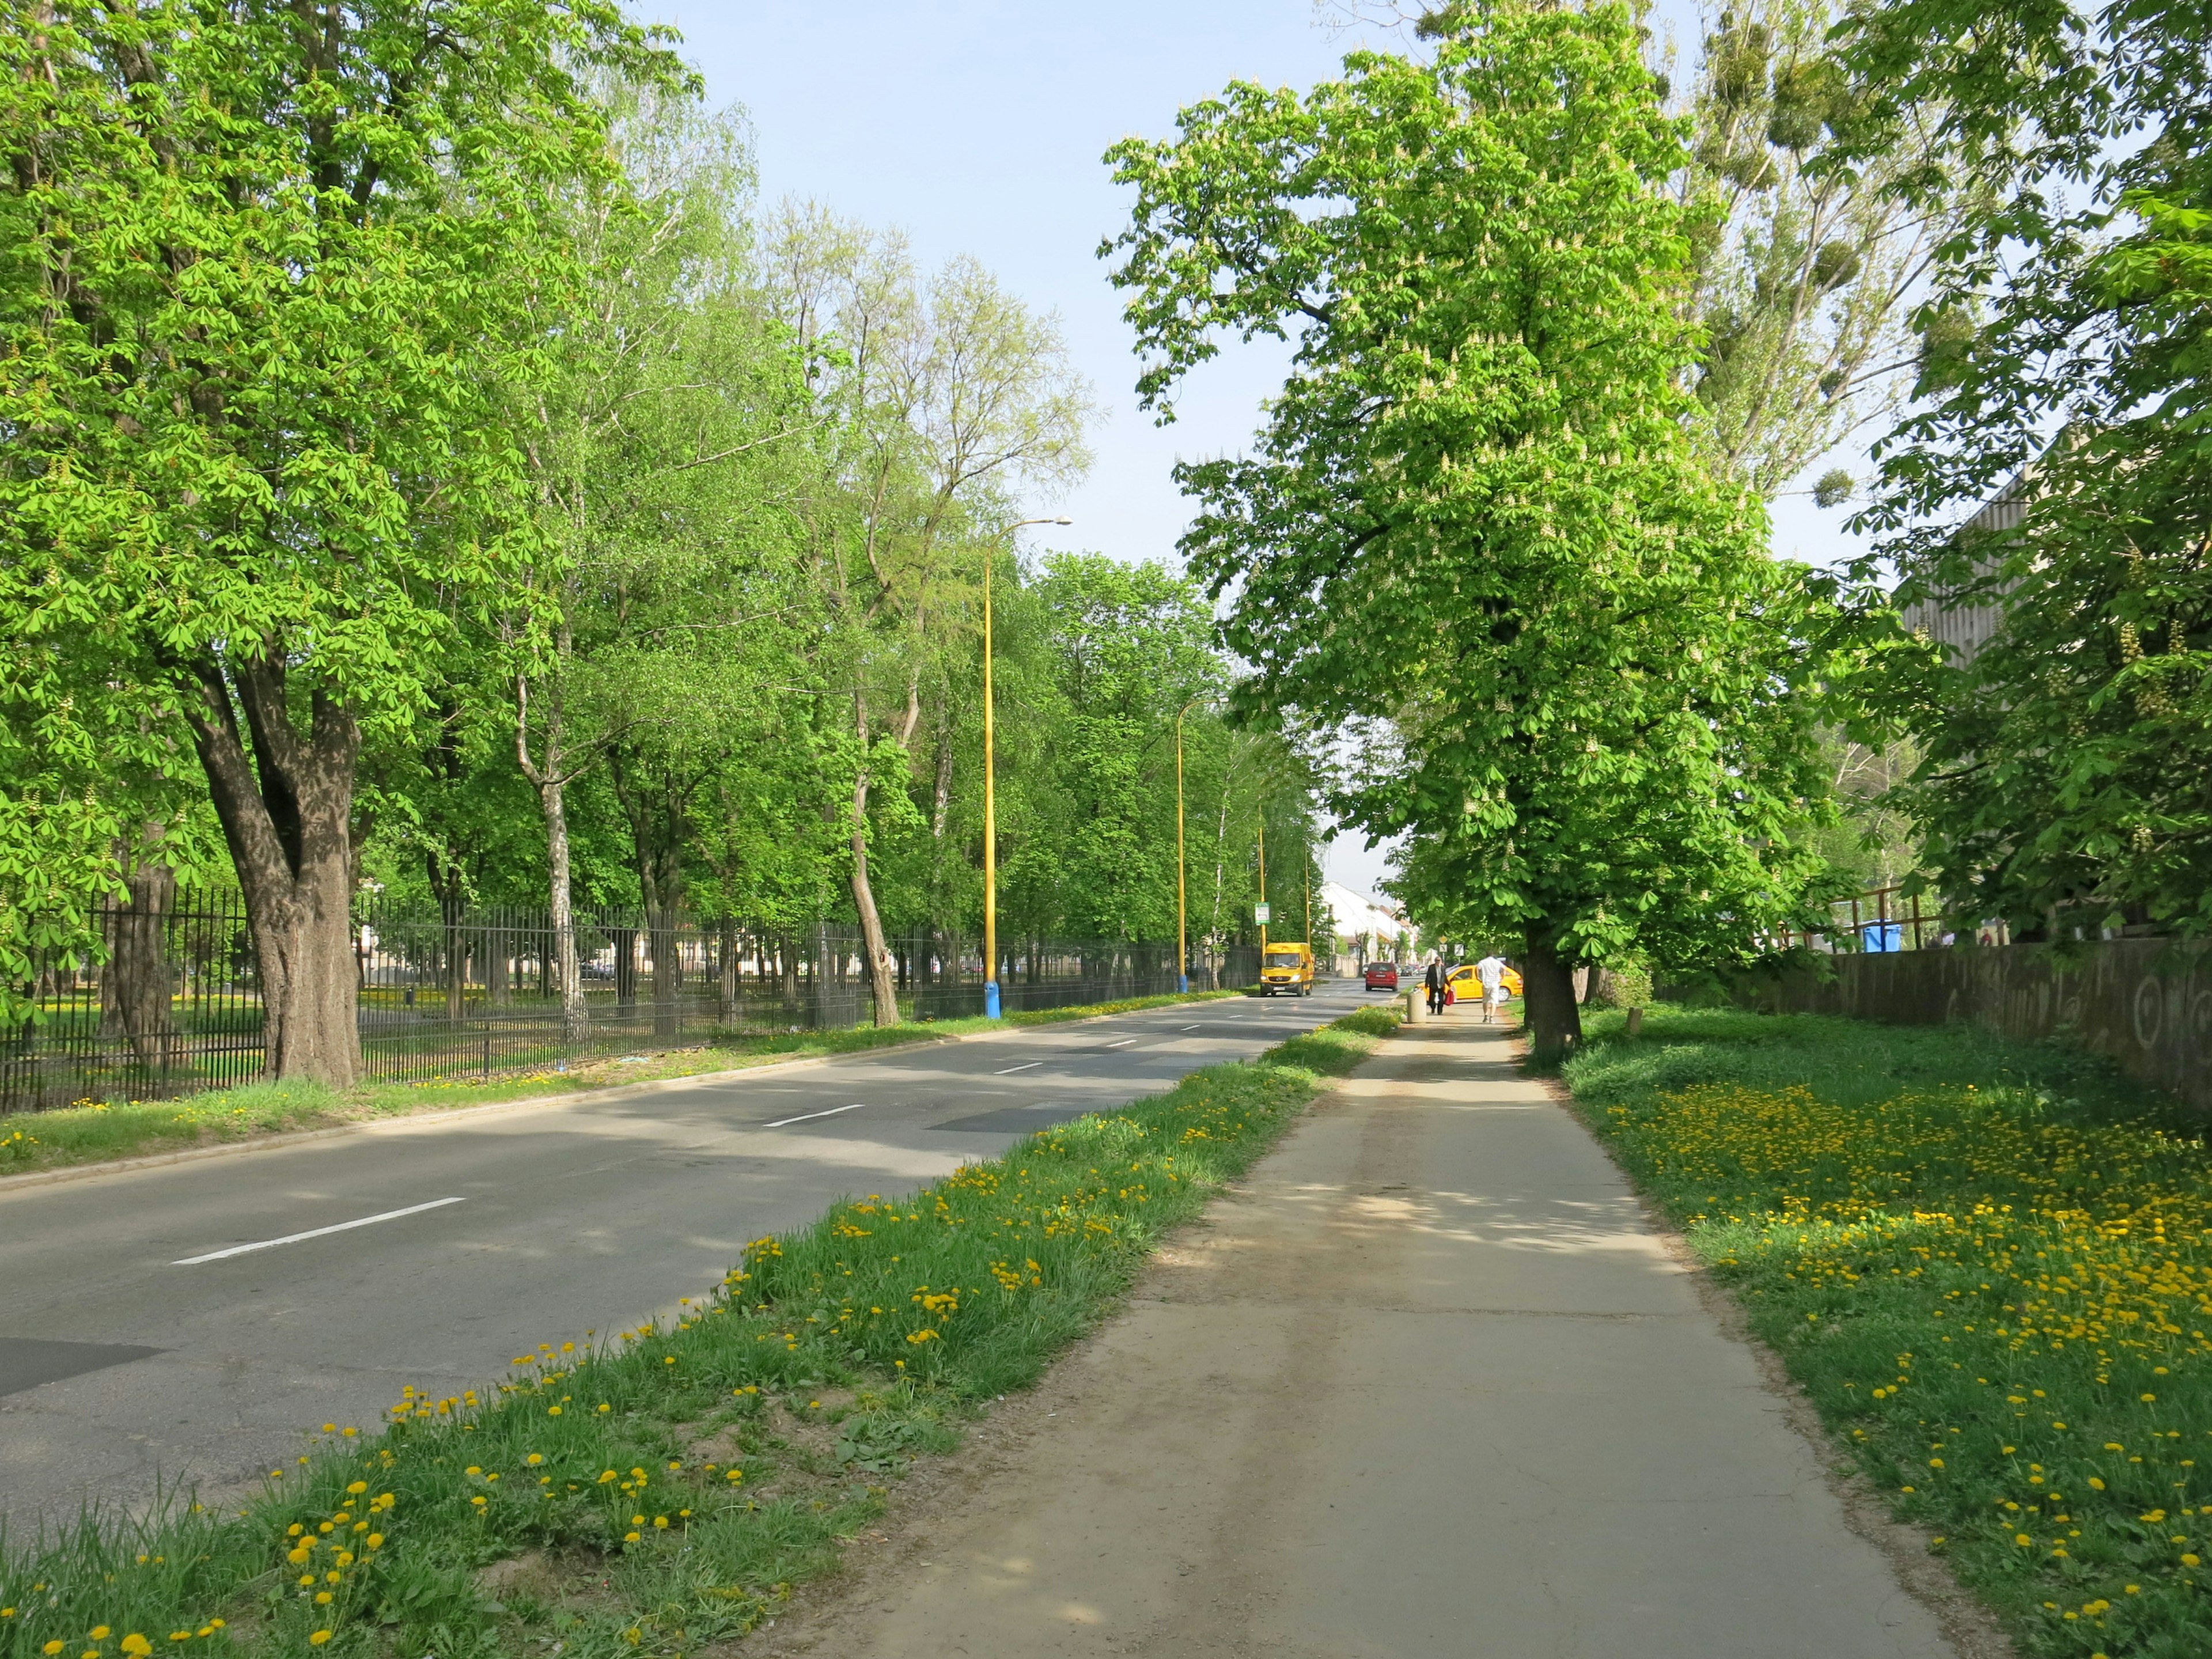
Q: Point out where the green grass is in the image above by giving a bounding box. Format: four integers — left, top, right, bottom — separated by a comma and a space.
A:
0, 1004, 1399, 1659
1563, 1005, 2212, 1659
0, 989, 1247, 1177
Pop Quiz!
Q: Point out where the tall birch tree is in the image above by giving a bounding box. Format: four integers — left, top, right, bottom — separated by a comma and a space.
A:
765, 209, 1093, 1025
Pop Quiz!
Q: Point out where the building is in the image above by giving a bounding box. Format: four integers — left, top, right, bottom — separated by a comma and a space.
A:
1320, 880, 1411, 968
1896, 471, 2030, 668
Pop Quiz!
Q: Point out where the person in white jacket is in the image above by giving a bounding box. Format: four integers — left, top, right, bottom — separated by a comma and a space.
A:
1475, 954, 1510, 1024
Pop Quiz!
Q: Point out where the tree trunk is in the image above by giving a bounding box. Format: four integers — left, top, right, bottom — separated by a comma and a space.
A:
930, 707, 955, 840
718, 918, 738, 1025
103, 844, 176, 1070
438, 887, 465, 1025
540, 779, 587, 1041
182, 653, 361, 1086
612, 926, 638, 1014
648, 904, 680, 1037
516, 670, 588, 1045
847, 771, 902, 1028
607, 743, 695, 1040
1521, 926, 1584, 1065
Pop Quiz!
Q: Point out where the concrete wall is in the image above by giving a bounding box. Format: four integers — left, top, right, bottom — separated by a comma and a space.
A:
1745, 938, 2212, 1112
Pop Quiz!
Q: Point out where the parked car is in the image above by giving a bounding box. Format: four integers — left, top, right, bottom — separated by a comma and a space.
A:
1363, 960, 1400, 993
1446, 963, 1522, 1003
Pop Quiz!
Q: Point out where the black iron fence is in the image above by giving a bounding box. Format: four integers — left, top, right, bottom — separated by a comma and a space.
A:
0, 888, 1259, 1112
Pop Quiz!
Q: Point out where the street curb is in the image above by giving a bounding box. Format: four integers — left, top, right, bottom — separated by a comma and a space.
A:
0, 991, 1252, 1198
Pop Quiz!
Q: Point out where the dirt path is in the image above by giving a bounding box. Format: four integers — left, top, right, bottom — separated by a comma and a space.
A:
754, 1010, 1969, 1658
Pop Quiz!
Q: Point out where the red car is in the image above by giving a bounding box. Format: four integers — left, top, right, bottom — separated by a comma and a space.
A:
1363, 960, 1400, 993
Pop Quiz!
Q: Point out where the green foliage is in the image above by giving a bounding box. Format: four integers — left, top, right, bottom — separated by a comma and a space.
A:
759, 207, 1097, 1019
994, 555, 1219, 939
1843, 0, 2212, 940
1105, 1, 1847, 1050
0, 8, 1336, 1054
0, 1, 681, 1047
507, 84, 828, 948
1586, 959, 1654, 1009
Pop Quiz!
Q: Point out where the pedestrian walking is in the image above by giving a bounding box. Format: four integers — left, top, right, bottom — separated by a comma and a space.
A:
1423, 956, 1446, 1016
1475, 952, 1510, 1024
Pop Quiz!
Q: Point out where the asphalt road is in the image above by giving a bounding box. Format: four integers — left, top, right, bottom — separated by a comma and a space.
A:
0, 982, 1372, 1533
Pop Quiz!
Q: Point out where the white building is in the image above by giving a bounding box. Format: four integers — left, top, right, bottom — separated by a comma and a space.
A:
1320, 880, 1412, 966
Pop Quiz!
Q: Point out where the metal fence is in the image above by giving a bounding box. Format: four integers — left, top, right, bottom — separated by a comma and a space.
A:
0, 887, 1259, 1113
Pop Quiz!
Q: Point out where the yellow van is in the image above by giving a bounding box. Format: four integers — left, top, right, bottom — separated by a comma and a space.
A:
1259, 942, 1316, 997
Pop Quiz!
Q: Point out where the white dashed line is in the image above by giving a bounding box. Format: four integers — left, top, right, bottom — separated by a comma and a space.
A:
173, 1198, 466, 1266
763, 1103, 868, 1128
995, 1061, 1042, 1074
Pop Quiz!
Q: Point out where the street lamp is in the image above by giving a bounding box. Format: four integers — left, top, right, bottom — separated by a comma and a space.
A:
982, 514, 1071, 1019
1175, 697, 1200, 993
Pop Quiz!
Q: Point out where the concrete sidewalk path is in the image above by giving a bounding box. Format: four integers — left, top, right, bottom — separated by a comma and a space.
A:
773, 1010, 1959, 1658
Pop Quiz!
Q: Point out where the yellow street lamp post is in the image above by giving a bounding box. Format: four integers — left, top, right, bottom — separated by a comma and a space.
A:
983, 515, 1070, 1019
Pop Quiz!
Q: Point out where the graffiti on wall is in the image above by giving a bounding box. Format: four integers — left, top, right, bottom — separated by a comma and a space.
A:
1755, 938, 2212, 1113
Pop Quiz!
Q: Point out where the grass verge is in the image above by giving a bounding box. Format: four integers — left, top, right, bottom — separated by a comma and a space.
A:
1563, 1004, 2212, 1659
0, 1003, 1399, 1659
0, 988, 1247, 1177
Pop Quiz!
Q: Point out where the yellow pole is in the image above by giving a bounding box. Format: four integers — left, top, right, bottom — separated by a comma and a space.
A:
982, 542, 999, 1018
1175, 701, 1192, 993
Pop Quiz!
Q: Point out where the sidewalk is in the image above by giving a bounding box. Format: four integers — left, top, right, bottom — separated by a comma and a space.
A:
774, 1010, 1959, 1658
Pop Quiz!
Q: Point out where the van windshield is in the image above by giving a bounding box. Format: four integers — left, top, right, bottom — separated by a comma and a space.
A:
1265, 946, 1304, 964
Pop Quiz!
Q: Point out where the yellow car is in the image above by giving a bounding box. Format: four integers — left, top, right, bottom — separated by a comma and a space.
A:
1446, 963, 1521, 1005
1260, 942, 1316, 997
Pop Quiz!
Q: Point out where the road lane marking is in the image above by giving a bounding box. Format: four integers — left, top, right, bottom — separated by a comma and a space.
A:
173, 1197, 466, 1266
995, 1061, 1042, 1074
1179, 1024, 1200, 1030
1101, 1039, 1135, 1048
763, 1102, 868, 1128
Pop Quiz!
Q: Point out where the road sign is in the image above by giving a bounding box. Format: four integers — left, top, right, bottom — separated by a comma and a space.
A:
1254, 903, 1271, 924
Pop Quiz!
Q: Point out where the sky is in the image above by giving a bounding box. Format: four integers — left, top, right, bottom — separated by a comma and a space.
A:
642, 0, 1867, 899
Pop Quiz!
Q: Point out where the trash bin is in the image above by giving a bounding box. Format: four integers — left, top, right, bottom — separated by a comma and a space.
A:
1404, 987, 1427, 1024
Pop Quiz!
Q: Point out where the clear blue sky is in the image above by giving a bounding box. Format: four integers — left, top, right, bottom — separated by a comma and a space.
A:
643, 1, 1386, 574
641, 1, 1860, 896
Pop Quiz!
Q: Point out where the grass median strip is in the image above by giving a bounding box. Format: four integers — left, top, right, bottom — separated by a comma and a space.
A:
1563, 1005, 2212, 1659
0, 988, 1245, 1178
0, 1003, 1396, 1659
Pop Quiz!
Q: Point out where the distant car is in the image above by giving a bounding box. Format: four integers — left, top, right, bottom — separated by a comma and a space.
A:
1363, 961, 1400, 993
